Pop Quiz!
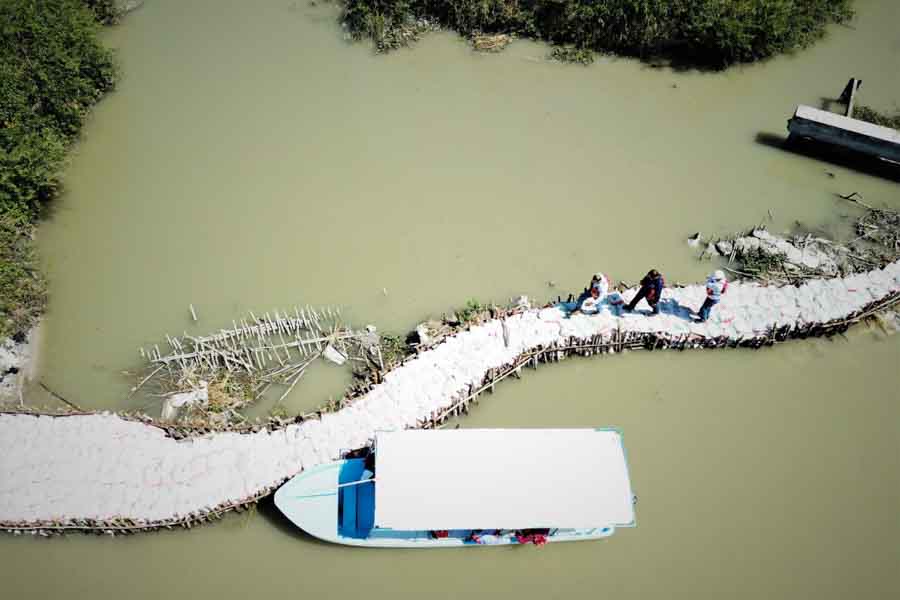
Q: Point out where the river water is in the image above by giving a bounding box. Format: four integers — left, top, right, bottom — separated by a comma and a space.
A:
4, 0, 900, 597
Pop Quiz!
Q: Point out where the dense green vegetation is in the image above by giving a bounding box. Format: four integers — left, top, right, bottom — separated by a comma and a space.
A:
343, 0, 854, 66
82, 0, 122, 24
0, 0, 116, 338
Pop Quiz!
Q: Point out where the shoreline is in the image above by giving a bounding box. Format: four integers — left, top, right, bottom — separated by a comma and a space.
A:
0, 2, 141, 411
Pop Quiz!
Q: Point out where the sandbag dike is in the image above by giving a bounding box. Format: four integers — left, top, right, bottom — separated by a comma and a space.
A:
2, 261, 899, 535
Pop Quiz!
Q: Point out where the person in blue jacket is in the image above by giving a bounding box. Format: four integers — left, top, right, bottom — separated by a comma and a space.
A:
623, 269, 664, 314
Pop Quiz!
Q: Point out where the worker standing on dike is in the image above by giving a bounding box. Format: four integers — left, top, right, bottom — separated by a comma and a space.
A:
590, 272, 610, 299
698, 270, 728, 322
623, 269, 665, 315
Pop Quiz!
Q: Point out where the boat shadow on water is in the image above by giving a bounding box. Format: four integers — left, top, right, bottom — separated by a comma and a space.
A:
755, 131, 900, 182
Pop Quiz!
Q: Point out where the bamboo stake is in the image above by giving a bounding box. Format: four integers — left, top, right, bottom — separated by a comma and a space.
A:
38, 382, 83, 412
275, 367, 307, 406
130, 364, 166, 397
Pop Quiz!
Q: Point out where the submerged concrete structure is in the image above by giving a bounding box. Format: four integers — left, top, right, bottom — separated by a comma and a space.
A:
2, 260, 899, 534
788, 105, 900, 163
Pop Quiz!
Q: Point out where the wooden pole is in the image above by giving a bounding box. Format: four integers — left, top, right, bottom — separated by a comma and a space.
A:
38, 382, 83, 412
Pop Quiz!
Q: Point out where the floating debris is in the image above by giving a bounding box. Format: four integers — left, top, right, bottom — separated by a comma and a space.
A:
701, 203, 900, 285
472, 33, 512, 52
133, 306, 384, 426
322, 344, 348, 366
160, 381, 207, 421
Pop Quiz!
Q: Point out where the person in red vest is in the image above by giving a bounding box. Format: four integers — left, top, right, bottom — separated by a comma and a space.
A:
515, 528, 549, 546
623, 269, 664, 315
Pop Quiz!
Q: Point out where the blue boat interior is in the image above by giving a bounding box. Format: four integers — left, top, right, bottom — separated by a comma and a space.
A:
338, 459, 375, 539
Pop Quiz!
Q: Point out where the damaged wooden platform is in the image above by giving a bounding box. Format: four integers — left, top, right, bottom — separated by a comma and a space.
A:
1, 259, 899, 535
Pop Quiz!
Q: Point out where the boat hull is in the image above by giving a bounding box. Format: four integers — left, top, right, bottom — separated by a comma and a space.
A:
274, 459, 623, 548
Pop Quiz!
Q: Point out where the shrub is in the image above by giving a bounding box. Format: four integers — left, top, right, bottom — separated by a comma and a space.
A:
82, 0, 121, 24
457, 298, 484, 323
343, 0, 855, 67
1, 0, 116, 216
0, 1, 117, 337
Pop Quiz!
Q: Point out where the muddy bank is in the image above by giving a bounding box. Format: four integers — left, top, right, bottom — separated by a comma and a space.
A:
0, 325, 40, 407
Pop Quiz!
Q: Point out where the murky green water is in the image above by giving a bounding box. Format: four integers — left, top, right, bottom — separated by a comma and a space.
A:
3, 0, 900, 597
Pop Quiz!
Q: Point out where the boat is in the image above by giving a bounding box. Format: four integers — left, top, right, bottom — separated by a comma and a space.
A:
273, 428, 635, 548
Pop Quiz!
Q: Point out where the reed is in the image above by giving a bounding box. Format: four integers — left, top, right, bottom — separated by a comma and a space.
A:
134, 306, 383, 427
854, 106, 900, 130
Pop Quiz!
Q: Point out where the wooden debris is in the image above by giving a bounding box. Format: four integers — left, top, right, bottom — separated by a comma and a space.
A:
472, 33, 511, 52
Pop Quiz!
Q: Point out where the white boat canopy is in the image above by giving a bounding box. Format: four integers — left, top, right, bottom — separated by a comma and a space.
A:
373, 428, 634, 530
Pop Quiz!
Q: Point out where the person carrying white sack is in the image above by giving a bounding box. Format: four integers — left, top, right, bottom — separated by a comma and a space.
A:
590, 272, 609, 298
594, 271, 627, 313
560, 272, 610, 316
698, 270, 728, 322
579, 272, 610, 315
